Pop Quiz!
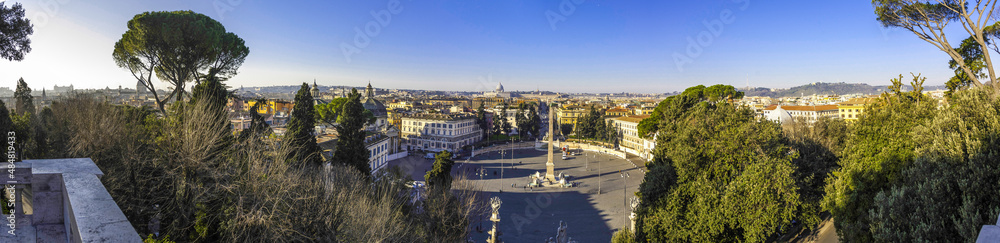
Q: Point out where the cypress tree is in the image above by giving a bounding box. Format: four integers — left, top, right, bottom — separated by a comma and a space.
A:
190, 76, 229, 110
238, 99, 271, 141
285, 83, 322, 166
476, 103, 488, 140
424, 150, 455, 191
0, 100, 11, 138
500, 105, 511, 135
14, 77, 33, 115
515, 106, 526, 137
333, 88, 371, 175
526, 105, 540, 137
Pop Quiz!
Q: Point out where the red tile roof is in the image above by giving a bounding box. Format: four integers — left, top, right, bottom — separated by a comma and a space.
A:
763, 105, 839, 111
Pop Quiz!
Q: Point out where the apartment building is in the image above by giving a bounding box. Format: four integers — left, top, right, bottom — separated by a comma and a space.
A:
838, 97, 879, 123
400, 113, 482, 152
763, 105, 839, 124
609, 115, 655, 161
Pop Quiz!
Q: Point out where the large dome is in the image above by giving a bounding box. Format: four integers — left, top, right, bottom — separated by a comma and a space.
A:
495, 82, 504, 93
363, 83, 387, 118
766, 106, 793, 125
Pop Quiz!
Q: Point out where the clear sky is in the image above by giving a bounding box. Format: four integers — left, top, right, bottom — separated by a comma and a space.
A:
0, 0, 980, 93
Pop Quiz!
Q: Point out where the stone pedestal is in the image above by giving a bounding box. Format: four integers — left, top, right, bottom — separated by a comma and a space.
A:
629, 212, 636, 233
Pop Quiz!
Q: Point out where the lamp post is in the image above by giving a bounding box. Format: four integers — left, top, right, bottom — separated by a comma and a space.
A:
478, 166, 487, 230
621, 171, 630, 229
499, 150, 504, 192
598, 153, 603, 194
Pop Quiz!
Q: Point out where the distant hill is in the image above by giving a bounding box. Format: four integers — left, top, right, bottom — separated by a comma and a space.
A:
741, 83, 883, 98
740, 82, 946, 98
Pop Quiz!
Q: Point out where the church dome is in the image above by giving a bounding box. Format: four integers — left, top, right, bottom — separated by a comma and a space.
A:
495, 82, 504, 93
363, 82, 387, 118
766, 105, 794, 125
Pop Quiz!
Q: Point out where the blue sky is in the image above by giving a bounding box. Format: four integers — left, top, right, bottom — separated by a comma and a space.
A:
0, 0, 977, 93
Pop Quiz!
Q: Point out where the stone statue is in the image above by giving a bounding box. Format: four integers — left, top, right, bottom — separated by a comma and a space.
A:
556, 220, 568, 243
630, 196, 640, 232
490, 196, 502, 220
487, 196, 502, 243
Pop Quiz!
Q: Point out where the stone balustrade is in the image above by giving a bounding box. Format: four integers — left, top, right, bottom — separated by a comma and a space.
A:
1, 158, 141, 243
978, 214, 1000, 243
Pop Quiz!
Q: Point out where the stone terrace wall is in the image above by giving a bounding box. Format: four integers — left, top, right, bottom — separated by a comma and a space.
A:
1, 159, 141, 243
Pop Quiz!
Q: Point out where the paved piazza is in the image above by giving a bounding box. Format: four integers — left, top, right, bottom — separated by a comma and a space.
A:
388, 146, 645, 242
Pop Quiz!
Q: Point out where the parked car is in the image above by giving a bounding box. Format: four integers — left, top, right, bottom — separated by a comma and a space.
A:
424, 153, 436, 159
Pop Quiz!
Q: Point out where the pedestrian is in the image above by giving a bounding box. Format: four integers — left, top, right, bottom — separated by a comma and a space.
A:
511, 183, 515, 188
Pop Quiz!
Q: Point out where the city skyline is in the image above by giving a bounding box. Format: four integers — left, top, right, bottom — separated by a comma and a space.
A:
0, 0, 978, 93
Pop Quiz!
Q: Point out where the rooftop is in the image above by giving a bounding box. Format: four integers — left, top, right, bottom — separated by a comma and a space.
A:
613, 115, 651, 123
763, 105, 839, 111
401, 113, 476, 121
605, 107, 630, 113
839, 97, 880, 106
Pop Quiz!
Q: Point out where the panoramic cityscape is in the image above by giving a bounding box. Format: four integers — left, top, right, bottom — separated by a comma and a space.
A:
2, 1, 1000, 242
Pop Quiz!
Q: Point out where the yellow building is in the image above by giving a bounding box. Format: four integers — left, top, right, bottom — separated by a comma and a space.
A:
633, 106, 655, 115
472, 97, 508, 109
513, 98, 541, 106
557, 105, 587, 128
604, 107, 630, 117
246, 99, 294, 116
387, 101, 414, 110
838, 98, 878, 122
387, 109, 404, 129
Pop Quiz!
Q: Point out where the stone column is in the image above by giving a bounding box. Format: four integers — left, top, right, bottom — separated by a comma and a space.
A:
487, 196, 502, 243
630, 197, 639, 233
545, 104, 556, 182
629, 212, 636, 233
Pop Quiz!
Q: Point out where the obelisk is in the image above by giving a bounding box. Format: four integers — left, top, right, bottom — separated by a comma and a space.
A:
545, 103, 556, 182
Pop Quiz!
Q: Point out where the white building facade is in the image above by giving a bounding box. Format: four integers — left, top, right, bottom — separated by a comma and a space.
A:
762, 105, 839, 125
366, 134, 392, 172
401, 113, 482, 152
609, 115, 656, 162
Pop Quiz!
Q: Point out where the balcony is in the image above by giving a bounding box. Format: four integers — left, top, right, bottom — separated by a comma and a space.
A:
1, 158, 141, 242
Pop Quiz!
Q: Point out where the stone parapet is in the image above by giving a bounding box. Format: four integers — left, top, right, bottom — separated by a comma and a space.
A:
1, 158, 141, 243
